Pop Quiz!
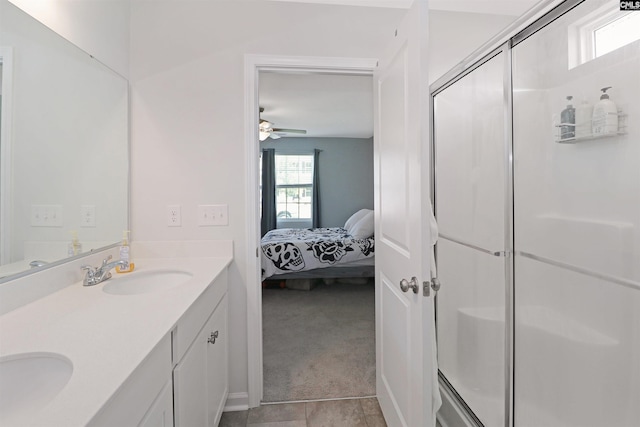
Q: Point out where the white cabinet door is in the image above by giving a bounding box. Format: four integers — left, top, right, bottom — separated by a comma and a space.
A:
374, 1, 435, 426
206, 297, 228, 426
174, 328, 207, 426
174, 296, 228, 427
139, 379, 174, 427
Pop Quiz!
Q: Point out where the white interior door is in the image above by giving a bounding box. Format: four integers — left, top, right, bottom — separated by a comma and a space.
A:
374, 1, 435, 426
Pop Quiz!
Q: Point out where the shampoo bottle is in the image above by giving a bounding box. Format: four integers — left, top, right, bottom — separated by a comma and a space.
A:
560, 95, 575, 139
575, 99, 593, 139
116, 230, 135, 273
67, 231, 82, 257
592, 86, 618, 136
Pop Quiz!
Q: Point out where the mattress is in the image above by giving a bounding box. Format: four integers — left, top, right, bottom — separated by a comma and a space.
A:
261, 227, 375, 280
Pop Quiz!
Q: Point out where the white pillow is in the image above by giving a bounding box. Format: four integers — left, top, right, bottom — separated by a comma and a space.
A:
344, 209, 371, 231
349, 210, 374, 239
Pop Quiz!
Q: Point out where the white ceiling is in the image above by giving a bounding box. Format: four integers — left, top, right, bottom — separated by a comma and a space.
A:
269, 0, 538, 16
259, 0, 539, 140
259, 72, 374, 139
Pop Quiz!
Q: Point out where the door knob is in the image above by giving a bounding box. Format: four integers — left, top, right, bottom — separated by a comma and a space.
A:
400, 277, 419, 294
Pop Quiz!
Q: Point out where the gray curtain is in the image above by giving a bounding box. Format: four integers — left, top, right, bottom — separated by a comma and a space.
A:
312, 149, 320, 228
261, 149, 276, 237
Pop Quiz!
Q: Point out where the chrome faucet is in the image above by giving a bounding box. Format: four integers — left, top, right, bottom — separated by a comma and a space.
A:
81, 255, 128, 286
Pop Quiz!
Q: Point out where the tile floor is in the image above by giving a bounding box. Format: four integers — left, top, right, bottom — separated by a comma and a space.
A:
218, 398, 387, 427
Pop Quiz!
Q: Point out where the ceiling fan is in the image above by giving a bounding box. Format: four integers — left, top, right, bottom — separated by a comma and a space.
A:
259, 107, 307, 141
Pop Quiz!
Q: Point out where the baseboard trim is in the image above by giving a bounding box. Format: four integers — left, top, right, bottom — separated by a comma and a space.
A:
224, 392, 250, 412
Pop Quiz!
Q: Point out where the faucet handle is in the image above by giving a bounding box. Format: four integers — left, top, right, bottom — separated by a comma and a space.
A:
81, 265, 95, 275
101, 255, 113, 267
81, 265, 96, 286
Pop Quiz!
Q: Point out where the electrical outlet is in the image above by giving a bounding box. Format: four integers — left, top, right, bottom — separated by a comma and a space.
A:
167, 205, 181, 226
80, 205, 96, 227
31, 205, 63, 227
198, 204, 228, 226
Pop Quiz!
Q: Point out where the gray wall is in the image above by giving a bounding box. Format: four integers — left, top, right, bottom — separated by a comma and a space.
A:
260, 137, 374, 228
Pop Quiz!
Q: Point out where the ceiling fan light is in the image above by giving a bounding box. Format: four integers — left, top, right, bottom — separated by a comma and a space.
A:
259, 130, 270, 141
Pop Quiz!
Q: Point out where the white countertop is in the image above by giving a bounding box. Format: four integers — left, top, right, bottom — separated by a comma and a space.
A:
0, 255, 232, 426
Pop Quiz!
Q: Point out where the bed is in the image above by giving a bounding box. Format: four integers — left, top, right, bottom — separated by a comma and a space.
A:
261, 209, 375, 282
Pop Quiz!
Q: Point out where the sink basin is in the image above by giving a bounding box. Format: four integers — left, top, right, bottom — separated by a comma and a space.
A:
0, 353, 73, 420
103, 270, 193, 295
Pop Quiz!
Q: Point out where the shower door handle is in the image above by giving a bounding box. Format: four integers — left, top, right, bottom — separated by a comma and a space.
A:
400, 277, 419, 294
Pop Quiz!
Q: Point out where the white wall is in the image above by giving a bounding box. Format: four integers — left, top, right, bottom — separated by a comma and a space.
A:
129, 0, 405, 403
7, 0, 129, 77
260, 137, 374, 228
428, 10, 515, 84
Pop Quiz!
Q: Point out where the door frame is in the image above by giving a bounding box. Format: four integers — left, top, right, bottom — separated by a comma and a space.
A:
244, 54, 378, 407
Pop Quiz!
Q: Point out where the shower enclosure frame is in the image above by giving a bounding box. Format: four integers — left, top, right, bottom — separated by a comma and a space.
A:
429, 1, 586, 426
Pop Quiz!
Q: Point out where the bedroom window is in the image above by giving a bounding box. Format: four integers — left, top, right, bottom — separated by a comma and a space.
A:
275, 154, 314, 221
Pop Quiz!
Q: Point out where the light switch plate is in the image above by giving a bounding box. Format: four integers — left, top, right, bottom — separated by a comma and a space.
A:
198, 204, 228, 226
31, 205, 63, 227
167, 205, 181, 226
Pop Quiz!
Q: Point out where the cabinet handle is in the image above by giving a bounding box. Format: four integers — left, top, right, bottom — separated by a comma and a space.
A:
207, 330, 219, 345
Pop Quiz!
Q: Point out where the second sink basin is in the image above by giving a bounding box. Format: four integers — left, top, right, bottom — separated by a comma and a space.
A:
0, 353, 73, 421
103, 269, 193, 295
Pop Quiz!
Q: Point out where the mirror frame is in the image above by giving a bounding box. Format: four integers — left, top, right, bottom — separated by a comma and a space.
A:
0, 46, 13, 266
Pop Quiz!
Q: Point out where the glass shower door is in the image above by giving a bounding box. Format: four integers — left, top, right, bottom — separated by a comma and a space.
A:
434, 51, 508, 427
512, 1, 640, 425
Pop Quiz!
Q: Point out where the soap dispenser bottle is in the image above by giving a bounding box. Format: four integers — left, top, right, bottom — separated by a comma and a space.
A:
116, 230, 135, 273
575, 98, 593, 139
592, 86, 618, 136
560, 95, 575, 139
67, 231, 82, 257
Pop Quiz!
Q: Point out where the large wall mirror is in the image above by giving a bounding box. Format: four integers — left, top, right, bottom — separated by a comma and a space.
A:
0, 0, 128, 281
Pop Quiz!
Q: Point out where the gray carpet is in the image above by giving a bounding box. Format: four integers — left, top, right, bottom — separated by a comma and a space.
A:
262, 280, 376, 402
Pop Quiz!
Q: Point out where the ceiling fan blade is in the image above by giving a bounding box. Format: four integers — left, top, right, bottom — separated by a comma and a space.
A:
258, 108, 306, 139
272, 128, 307, 135
259, 131, 270, 141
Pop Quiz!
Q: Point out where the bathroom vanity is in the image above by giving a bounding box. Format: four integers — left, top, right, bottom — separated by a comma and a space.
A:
0, 241, 232, 427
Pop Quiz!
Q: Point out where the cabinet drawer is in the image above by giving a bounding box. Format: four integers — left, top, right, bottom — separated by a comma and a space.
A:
173, 268, 227, 364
